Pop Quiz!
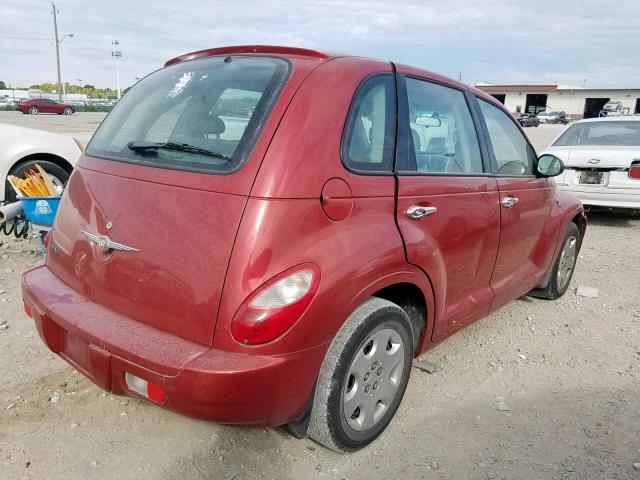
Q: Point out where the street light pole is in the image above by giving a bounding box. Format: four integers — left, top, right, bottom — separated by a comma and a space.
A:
52, 3, 73, 101
111, 40, 122, 99
52, 2, 62, 101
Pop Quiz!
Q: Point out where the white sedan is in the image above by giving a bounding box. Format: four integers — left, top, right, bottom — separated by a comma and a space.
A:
1, 124, 82, 204
542, 117, 640, 210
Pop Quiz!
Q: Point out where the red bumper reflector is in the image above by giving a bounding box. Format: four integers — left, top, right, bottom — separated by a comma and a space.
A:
23, 301, 33, 318
125, 372, 165, 404
147, 382, 166, 403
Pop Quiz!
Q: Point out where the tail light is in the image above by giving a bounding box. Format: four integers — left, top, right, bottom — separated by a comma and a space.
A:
629, 163, 640, 180
231, 264, 320, 345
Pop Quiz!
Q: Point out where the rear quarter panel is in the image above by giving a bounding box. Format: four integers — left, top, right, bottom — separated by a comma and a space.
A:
214, 57, 436, 355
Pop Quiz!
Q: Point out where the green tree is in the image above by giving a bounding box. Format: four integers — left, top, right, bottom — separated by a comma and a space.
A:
0, 81, 6, 90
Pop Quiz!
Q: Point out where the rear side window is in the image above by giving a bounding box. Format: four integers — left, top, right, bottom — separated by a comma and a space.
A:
478, 99, 536, 176
87, 56, 290, 174
342, 75, 395, 173
403, 78, 483, 174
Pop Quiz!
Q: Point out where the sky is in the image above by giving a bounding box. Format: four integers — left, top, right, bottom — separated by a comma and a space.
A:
1, 0, 638, 90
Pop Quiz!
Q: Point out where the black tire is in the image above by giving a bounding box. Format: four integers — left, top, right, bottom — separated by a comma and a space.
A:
5, 160, 69, 203
528, 222, 580, 300
307, 297, 414, 452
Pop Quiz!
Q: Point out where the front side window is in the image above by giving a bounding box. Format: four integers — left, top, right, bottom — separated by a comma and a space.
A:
342, 75, 395, 172
403, 78, 483, 174
553, 121, 640, 146
478, 99, 536, 176
87, 56, 290, 174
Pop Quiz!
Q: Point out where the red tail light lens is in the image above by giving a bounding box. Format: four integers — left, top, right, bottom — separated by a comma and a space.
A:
231, 264, 321, 345
629, 164, 640, 180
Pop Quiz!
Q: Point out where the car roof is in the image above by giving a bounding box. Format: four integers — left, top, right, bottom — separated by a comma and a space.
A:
573, 116, 640, 124
164, 45, 504, 111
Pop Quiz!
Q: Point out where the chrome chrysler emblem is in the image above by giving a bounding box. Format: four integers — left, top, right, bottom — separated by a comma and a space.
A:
81, 231, 138, 253
587, 158, 600, 164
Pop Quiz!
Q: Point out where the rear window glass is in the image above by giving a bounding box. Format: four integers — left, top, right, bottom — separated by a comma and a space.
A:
553, 121, 640, 146
86, 56, 290, 174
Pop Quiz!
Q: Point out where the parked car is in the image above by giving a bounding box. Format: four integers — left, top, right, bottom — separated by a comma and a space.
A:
1, 124, 82, 204
600, 101, 624, 117
22, 45, 585, 452
542, 116, 640, 210
16, 98, 76, 115
0, 96, 16, 108
537, 110, 568, 124
516, 112, 540, 127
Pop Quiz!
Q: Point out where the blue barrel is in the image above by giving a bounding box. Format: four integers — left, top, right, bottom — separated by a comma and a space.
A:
20, 196, 61, 226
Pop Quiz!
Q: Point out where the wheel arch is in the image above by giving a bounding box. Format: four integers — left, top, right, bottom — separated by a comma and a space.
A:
345, 269, 436, 357
571, 210, 587, 251
3, 153, 74, 202
10, 153, 75, 175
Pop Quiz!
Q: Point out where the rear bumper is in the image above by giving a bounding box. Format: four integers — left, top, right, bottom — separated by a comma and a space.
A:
558, 187, 640, 209
22, 265, 325, 426
558, 170, 640, 209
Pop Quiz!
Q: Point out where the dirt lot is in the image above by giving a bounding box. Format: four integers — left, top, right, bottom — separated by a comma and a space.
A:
1, 112, 639, 480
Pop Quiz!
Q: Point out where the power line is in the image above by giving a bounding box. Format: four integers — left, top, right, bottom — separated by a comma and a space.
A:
55, 6, 201, 47
0, 35, 51, 41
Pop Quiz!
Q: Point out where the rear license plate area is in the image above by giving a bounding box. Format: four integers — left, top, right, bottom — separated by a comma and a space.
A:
579, 171, 604, 184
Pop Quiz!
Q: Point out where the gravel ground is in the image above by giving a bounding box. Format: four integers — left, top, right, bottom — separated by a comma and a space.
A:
1, 113, 639, 480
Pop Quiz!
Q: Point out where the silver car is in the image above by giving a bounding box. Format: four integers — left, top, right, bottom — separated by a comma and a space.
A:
542, 117, 640, 210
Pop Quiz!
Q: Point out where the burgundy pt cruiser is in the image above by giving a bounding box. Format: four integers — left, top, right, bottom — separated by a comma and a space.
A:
22, 45, 585, 452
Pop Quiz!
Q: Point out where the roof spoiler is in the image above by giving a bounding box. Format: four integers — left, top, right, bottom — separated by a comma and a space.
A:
165, 45, 333, 67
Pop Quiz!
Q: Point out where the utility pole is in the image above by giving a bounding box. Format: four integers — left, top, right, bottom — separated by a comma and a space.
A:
457, 71, 463, 82
111, 40, 122, 99
52, 3, 73, 101
52, 3, 62, 101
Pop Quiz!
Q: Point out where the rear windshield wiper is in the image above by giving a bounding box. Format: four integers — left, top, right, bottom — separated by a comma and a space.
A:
127, 141, 232, 161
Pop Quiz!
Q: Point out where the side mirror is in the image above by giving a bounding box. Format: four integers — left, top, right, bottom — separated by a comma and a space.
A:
415, 115, 441, 128
537, 154, 565, 177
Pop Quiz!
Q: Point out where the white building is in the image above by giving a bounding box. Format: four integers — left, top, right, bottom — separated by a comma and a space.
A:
475, 84, 640, 119
0, 89, 89, 102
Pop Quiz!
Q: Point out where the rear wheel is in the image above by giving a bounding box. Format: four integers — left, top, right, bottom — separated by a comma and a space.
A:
5, 160, 69, 203
307, 297, 413, 452
28, 106, 38, 115
529, 222, 580, 300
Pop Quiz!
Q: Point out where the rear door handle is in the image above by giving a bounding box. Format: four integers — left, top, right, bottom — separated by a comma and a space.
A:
406, 205, 437, 219
501, 197, 519, 208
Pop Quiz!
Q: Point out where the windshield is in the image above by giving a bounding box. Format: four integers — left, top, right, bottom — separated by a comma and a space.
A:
553, 121, 640, 146
87, 55, 290, 174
